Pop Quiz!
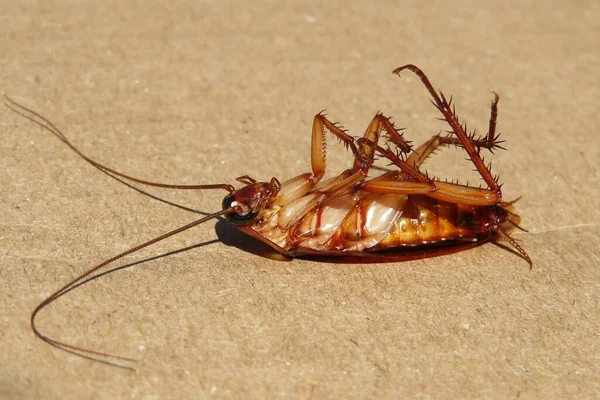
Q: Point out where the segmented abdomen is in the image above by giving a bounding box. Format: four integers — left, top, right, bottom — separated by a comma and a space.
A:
376, 195, 496, 249
250, 190, 498, 253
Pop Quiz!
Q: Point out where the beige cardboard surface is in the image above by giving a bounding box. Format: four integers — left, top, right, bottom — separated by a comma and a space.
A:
1, 1, 599, 398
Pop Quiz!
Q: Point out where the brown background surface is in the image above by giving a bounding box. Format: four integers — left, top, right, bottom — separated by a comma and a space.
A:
1, 1, 599, 399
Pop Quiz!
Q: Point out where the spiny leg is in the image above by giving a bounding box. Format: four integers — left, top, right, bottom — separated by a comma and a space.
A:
362, 122, 502, 205
296, 104, 501, 205
393, 65, 501, 195
319, 112, 415, 174
362, 170, 498, 205
312, 112, 398, 173
333, 113, 442, 183
250, 111, 366, 206
355, 113, 428, 179
362, 134, 502, 205
273, 112, 343, 205
314, 113, 432, 196
304, 111, 358, 182
307, 112, 366, 195
406, 94, 504, 169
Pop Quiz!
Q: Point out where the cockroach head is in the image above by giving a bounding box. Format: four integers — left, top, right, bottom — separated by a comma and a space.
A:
222, 178, 281, 226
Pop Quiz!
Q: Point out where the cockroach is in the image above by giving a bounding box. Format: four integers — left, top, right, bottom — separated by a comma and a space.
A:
6, 64, 531, 370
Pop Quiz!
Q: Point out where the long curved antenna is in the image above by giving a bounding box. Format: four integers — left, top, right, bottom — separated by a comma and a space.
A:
4, 95, 235, 193
31, 207, 235, 370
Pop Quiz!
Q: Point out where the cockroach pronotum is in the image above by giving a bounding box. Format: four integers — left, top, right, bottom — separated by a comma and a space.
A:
6, 64, 531, 370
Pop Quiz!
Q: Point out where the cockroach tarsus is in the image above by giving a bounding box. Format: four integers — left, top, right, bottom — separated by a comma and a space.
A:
6, 64, 531, 370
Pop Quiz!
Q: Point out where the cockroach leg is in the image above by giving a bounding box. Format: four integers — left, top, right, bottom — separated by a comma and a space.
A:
372, 140, 430, 182
365, 144, 502, 204
440, 92, 502, 152
393, 65, 501, 195
322, 169, 366, 195
315, 112, 430, 196
364, 140, 501, 204
375, 113, 413, 153
355, 114, 421, 176
405, 134, 443, 169
236, 175, 257, 185
284, 112, 367, 198
487, 92, 500, 149
406, 94, 504, 168
312, 113, 411, 195
361, 178, 435, 195
314, 112, 359, 155
363, 130, 503, 205
361, 177, 498, 205
372, 94, 505, 204
273, 113, 343, 205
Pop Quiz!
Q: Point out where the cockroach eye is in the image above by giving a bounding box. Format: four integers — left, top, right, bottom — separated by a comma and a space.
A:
222, 195, 258, 226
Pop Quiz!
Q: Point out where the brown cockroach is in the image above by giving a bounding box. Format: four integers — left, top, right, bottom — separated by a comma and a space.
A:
6, 64, 530, 369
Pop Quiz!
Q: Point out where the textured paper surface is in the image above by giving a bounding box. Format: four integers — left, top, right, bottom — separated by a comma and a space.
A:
1, 1, 599, 398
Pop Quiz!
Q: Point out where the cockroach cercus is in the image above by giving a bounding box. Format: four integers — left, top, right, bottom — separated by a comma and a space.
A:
6, 64, 531, 370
